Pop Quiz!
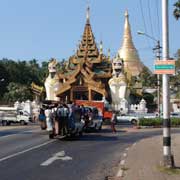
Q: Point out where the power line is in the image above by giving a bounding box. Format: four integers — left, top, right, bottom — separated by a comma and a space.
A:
139, 0, 151, 48
156, 0, 161, 40
147, 0, 154, 39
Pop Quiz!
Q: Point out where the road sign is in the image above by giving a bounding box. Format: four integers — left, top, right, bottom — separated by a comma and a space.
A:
154, 60, 175, 74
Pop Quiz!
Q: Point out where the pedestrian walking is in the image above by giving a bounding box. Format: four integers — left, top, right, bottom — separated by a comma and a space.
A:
111, 111, 117, 133
39, 108, 46, 130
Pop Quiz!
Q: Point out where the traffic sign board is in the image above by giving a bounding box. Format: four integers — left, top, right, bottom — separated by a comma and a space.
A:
154, 60, 175, 74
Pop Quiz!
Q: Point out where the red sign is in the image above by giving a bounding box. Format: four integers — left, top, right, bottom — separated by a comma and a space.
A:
75, 100, 112, 119
75, 100, 104, 113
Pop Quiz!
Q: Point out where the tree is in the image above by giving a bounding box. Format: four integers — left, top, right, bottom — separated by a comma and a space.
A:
3, 82, 33, 103
0, 63, 9, 100
170, 49, 180, 98
0, 58, 47, 102
174, 0, 180, 20
139, 66, 157, 87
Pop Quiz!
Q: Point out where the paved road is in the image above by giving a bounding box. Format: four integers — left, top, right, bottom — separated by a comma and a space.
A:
0, 124, 179, 180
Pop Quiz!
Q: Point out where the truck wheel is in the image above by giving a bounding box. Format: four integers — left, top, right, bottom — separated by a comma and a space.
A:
7, 121, 11, 126
49, 132, 54, 139
20, 120, 26, 125
79, 131, 83, 136
2, 120, 7, 126
131, 119, 137, 125
98, 124, 102, 130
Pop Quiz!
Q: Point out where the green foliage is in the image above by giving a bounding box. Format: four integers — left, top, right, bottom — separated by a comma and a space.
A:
3, 82, 33, 102
139, 66, 156, 87
0, 63, 9, 97
174, 0, 180, 20
139, 118, 162, 126
0, 58, 63, 103
142, 93, 154, 104
139, 118, 180, 126
170, 49, 180, 98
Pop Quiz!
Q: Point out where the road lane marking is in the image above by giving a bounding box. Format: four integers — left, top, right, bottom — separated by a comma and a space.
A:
0, 140, 56, 163
41, 156, 59, 166
123, 153, 127, 157
54, 151, 65, 157
0, 128, 40, 139
120, 160, 125, 165
116, 168, 123, 177
41, 150, 72, 166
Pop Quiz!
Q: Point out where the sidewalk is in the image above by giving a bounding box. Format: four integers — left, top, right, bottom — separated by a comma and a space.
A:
122, 133, 180, 180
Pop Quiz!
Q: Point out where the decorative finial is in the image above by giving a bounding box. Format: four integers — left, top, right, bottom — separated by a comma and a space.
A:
125, 9, 129, 18
100, 40, 103, 55
108, 49, 111, 60
86, 5, 90, 23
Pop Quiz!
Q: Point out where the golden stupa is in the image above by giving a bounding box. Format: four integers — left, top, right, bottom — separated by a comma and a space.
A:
118, 10, 144, 79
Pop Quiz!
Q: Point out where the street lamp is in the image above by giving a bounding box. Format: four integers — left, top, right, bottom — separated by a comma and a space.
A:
137, 31, 161, 118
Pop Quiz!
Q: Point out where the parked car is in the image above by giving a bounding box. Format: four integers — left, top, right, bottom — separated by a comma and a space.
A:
116, 114, 140, 125
143, 112, 180, 119
170, 112, 180, 118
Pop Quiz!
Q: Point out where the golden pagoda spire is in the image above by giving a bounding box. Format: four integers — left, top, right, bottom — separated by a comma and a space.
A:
121, 10, 135, 49
118, 10, 143, 77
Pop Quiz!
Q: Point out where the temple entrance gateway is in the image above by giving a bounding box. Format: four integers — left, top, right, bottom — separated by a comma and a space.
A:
72, 86, 88, 100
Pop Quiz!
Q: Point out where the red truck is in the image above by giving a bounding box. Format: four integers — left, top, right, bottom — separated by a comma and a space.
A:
75, 100, 113, 121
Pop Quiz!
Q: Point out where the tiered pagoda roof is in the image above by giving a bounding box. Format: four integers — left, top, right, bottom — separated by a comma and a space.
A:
56, 7, 112, 98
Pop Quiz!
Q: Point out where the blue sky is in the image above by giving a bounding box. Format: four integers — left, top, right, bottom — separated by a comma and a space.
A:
0, 0, 179, 69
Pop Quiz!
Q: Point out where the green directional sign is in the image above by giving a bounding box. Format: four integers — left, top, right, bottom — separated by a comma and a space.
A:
155, 64, 175, 70
154, 60, 175, 74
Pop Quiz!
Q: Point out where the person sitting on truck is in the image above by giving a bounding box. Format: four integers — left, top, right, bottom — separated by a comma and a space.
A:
56, 103, 69, 136
80, 105, 86, 120
67, 101, 76, 130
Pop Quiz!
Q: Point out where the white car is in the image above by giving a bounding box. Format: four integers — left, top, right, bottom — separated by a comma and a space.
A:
143, 112, 180, 119
117, 115, 139, 125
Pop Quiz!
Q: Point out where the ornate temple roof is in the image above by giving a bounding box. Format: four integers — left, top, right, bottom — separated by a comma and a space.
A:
118, 10, 144, 78
56, 7, 112, 98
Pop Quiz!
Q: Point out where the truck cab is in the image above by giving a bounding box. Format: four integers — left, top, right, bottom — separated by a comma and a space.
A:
0, 107, 31, 126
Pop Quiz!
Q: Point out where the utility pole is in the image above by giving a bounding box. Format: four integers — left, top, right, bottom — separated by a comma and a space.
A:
137, 31, 161, 117
153, 41, 161, 118
162, 0, 174, 168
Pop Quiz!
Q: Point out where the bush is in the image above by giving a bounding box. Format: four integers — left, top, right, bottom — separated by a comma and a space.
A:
139, 118, 180, 127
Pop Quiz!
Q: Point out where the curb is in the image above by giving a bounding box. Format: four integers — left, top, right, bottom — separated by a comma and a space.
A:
115, 142, 137, 179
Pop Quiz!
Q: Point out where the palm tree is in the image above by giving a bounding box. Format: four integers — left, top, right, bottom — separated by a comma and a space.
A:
174, 0, 180, 20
